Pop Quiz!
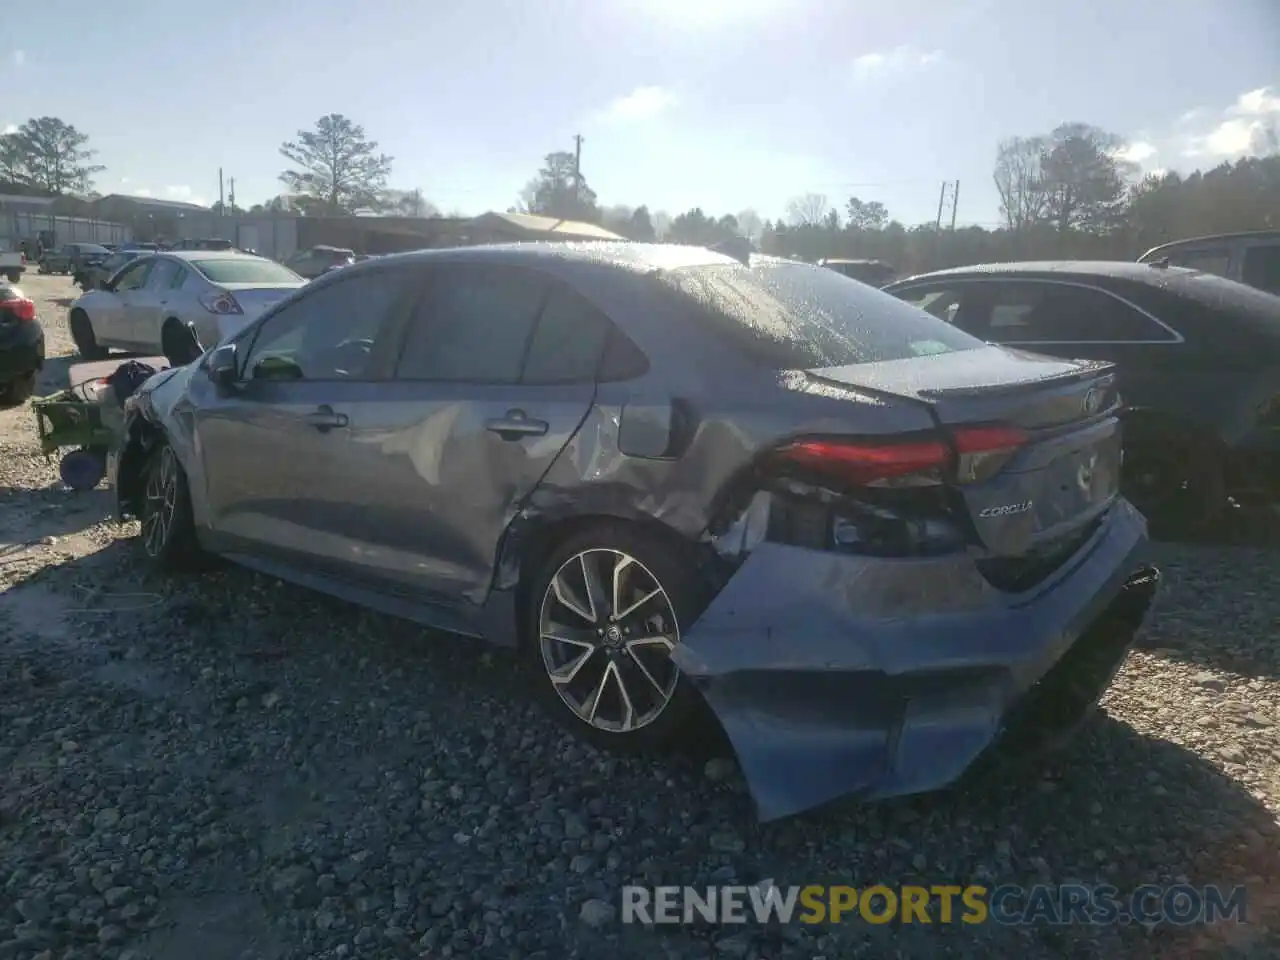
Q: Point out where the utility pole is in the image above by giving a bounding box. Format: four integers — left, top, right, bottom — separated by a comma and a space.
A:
949, 181, 960, 232
572, 134, 584, 190
228, 177, 237, 215
933, 181, 947, 233
218, 168, 225, 212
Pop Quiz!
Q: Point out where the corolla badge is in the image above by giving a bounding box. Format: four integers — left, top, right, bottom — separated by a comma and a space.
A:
978, 501, 1034, 518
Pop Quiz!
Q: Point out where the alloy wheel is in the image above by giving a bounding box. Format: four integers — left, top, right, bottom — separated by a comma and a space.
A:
538, 548, 681, 734
141, 447, 179, 557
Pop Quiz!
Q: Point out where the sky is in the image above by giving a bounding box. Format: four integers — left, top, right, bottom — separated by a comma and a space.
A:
3, 0, 1279, 228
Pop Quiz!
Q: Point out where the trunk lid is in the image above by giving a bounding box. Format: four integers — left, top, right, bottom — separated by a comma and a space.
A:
807, 345, 1123, 556
222, 283, 304, 320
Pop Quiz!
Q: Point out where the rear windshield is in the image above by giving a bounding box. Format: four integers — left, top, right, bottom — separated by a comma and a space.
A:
662, 261, 984, 368
77, 244, 109, 254
192, 258, 301, 284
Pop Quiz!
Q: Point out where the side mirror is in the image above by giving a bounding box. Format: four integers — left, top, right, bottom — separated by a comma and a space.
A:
207, 343, 238, 387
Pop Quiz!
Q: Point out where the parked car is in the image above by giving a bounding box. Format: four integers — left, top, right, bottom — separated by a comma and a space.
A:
287, 245, 356, 279
1138, 230, 1280, 296
77, 249, 149, 292
0, 282, 44, 405
817, 258, 897, 286
68, 251, 306, 366
884, 260, 1280, 532
40, 242, 111, 276
110, 243, 1158, 821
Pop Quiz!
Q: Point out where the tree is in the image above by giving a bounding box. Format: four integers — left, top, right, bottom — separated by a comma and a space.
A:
279, 114, 393, 215
627, 205, 656, 241
735, 208, 763, 242
785, 193, 829, 226
380, 188, 437, 217
993, 135, 1050, 233
520, 151, 599, 222
845, 197, 889, 230
0, 132, 25, 185
1039, 123, 1131, 234
6, 117, 104, 194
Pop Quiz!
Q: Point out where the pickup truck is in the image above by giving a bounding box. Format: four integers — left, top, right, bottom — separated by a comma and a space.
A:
0, 251, 25, 283
39, 242, 111, 279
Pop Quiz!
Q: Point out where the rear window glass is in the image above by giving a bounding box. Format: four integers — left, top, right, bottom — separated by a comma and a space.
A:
1168, 270, 1280, 334
660, 262, 983, 368
192, 258, 302, 284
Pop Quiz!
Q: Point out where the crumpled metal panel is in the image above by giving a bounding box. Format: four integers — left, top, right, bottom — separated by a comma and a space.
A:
673, 499, 1156, 822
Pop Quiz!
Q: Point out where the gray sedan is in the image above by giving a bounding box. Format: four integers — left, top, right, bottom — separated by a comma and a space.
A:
111, 242, 1159, 821
69, 251, 306, 365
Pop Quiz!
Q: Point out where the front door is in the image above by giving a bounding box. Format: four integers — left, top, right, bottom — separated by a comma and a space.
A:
194, 266, 418, 573
95, 257, 155, 347
340, 266, 611, 605
128, 257, 184, 348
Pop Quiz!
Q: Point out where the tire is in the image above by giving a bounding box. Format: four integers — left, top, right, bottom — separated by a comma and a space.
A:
4, 270, 19, 283
161, 320, 202, 367
523, 522, 711, 753
69, 309, 108, 361
138, 442, 201, 566
0, 372, 35, 407
1121, 437, 1225, 537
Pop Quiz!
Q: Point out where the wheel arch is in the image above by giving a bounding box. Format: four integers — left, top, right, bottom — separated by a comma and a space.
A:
498, 510, 716, 653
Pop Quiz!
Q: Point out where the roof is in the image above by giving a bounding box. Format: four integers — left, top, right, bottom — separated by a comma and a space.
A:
1140, 230, 1280, 258
0, 193, 55, 207
340, 240, 740, 276
473, 211, 625, 241
889, 260, 1201, 286
94, 193, 209, 212
159, 250, 266, 262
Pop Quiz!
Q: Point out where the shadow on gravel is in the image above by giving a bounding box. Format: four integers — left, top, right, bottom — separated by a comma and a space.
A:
756, 716, 1280, 957
0, 485, 116, 555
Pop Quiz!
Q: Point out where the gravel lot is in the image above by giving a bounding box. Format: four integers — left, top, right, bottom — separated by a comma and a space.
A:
1, 272, 1278, 959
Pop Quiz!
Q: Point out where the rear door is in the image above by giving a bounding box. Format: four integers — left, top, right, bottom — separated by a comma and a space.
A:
1241, 242, 1280, 296
340, 264, 607, 604
194, 267, 418, 572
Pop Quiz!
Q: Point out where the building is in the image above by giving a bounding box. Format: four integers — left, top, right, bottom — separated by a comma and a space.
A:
107, 208, 628, 262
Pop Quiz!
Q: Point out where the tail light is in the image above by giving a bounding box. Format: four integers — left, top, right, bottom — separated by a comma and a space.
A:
771, 424, 1029, 488
20, 253, 26, 265
0, 298, 36, 322
199, 291, 243, 315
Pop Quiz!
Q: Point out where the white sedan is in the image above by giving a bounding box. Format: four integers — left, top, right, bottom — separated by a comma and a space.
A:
68, 251, 307, 365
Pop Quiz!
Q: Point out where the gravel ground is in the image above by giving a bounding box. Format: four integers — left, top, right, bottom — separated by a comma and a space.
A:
1, 272, 1278, 959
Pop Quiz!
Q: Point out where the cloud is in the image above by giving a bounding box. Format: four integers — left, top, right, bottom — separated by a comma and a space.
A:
1116, 140, 1158, 165
12, 50, 24, 67
165, 185, 194, 199
133, 188, 153, 197
852, 45, 943, 82
1183, 86, 1280, 160
598, 86, 678, 123
1, 123, 15, 135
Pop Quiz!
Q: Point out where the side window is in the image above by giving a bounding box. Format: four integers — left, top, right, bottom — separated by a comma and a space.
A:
598, 328, 650, 381
895, 286, 964, 325
115, 260, 154, 291
1170, 247, 1231, 277
145, 259, 181, 290
241, 271, 408, 381
990, 283, 1174, 343
170, 267, 189, 290
395, 267, 548, 382
1241, 245, 1280, 295
520, 287, 614, 384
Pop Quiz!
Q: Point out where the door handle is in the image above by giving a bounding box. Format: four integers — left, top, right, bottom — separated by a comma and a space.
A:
303, 405, 349, 432
485, 409, 548, 439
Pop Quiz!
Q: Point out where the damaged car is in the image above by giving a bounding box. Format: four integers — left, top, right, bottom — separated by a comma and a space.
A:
111, 242, 1160, 821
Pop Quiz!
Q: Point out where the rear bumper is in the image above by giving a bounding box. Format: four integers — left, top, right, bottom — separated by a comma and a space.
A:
0, 321, 45, 381
674, 499, 1157, 821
